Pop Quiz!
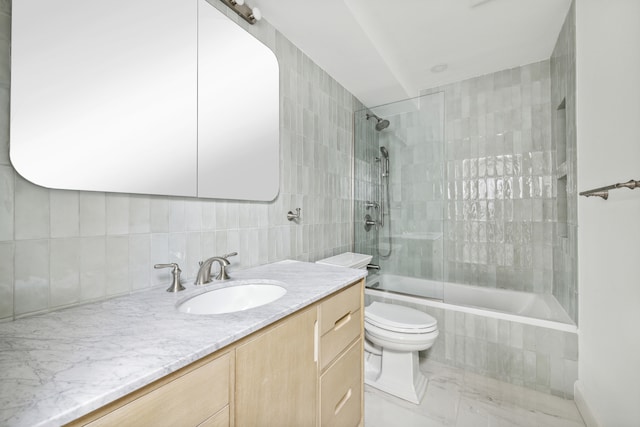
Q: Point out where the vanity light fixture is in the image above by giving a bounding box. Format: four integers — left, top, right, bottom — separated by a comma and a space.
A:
220, 0, 262, 24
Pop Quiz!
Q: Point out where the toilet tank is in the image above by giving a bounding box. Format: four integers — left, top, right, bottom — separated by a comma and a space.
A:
316, 252, 373, 270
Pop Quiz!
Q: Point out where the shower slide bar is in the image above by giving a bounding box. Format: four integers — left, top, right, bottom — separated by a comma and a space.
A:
579, 179, 639, 200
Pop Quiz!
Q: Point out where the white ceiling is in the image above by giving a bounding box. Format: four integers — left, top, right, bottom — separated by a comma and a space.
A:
251, 0, 572, 108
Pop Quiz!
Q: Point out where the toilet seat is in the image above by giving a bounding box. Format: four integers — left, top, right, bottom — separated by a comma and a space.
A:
365, 321, 439, 349
365, 302, 437, 334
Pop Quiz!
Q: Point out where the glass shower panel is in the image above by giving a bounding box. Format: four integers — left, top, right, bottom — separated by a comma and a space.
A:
354, 92, 445, 300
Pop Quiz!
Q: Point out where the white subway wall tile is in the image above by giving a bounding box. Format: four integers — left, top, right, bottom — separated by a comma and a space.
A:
128, 234, 150, 291
50, 238, 80, 308
14, 239, 49, 316
0, 242, 13, 319
0, 165, 13, 240
79, 192, 106, 237
105, 194, 130, 235
150, 233, 170, 286
129, 195, 151, 234
14, 174, 49, 240
80, 237, 106, 301
50, 190, 80, 238
105, 236, 129, 296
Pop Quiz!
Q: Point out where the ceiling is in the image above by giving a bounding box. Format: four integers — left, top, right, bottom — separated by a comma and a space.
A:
250, 0, 572, 108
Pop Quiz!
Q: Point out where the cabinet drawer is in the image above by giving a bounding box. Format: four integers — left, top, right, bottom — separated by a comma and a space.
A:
198, 406, 229, 427
320, 339, 362, 427
320, 308, 361, 370
319, 281, 362, 336
86, 353, 230, 427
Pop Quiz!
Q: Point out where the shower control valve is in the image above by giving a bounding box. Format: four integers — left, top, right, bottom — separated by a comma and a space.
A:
364, 201, 379, 209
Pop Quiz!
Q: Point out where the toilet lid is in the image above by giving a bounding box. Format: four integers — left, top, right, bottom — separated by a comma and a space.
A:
365, 302, 437, 333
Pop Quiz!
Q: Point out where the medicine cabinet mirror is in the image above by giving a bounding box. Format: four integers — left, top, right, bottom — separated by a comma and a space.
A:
10, 0, 279, 201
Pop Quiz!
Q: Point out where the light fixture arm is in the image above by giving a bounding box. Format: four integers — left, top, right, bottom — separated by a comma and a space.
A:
219, 0, 262, 24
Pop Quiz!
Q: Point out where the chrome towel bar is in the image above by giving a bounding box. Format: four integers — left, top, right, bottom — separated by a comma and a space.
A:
579, 179, 639, 200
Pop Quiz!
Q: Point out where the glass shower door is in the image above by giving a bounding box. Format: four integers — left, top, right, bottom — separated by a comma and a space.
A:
354, 92, 445, 300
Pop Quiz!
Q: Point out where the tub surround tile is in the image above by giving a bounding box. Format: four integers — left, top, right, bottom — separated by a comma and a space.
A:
0, 261, 366, 427
368, 291, 578, 397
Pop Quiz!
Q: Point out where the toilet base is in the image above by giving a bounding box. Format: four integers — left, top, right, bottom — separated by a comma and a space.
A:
364, 347, 428, 404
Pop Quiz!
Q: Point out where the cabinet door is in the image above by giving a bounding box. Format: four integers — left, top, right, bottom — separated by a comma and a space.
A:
235, 307, 318, 426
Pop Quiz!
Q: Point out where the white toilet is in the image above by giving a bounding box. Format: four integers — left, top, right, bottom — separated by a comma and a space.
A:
316, 252, 439, 404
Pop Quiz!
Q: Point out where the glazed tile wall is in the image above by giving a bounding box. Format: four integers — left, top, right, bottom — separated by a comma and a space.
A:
422, 61, 557, 294
0, 0, 357, 320
366, 293, 578, 398
550, 2, 578, 324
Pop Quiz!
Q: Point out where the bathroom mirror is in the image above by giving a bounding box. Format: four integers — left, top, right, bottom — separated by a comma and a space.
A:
10, 0, 279, 201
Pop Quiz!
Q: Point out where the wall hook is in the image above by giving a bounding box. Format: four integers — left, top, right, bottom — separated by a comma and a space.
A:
287, 208, 301, 221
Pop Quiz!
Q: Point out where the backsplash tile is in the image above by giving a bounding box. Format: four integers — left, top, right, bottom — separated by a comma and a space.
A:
14, 175, 50, 240
0, 165, 13, 241
79, 193, 106, 237
105, 236, 129, 297
0, 242, 13, 318
14, 239, 49, 316
0, 1, 356, 319
50, 238, 80, 308
50, 190, 80, 238
80, 237, 106, 301
105, 194, 130, 235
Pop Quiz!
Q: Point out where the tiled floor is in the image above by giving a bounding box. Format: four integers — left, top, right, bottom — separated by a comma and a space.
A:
364, 360, 585, 427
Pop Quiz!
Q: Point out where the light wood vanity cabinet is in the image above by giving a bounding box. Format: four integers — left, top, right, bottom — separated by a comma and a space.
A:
235, 306, 318, 426
68, 279, 364, 427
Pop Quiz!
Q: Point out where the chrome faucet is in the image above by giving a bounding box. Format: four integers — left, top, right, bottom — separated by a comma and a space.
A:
194, 252, 238, 285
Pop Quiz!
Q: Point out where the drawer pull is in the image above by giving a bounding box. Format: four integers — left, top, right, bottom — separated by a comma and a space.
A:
314, 320, 319, 363
333, 312, 352, 331
334, 388, 352, 415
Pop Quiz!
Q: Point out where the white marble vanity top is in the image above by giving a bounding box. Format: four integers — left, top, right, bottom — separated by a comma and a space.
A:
0, 260, 366, 427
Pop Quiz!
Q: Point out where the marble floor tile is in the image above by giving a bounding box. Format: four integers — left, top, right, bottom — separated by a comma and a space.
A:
364, 360, 585, 427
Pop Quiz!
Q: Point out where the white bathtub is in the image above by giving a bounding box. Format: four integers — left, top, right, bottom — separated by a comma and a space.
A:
366, 273, 576, 333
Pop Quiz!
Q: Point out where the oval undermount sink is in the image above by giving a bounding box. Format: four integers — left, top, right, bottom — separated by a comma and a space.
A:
177, 282, 287, 315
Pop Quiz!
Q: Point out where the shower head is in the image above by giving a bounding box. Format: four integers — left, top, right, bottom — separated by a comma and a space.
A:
375, 118, 390, 131
380, 146, 389, 158
366, 113, 390, 131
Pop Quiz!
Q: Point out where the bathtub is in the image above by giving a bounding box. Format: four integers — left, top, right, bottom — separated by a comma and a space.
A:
365, 273, 578, 397
366, 273, 576, 332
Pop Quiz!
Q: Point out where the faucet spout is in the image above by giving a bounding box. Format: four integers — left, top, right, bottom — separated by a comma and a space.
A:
194, 252, 237, 285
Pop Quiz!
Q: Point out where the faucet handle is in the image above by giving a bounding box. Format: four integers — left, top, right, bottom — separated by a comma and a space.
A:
215, 252, 237, 281
154, 263, 185, 292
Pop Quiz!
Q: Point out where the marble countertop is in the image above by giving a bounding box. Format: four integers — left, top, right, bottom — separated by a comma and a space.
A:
0, 260, 366, 427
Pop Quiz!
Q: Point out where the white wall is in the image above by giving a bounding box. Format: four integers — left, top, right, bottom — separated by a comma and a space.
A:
576, 1, 640, 425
